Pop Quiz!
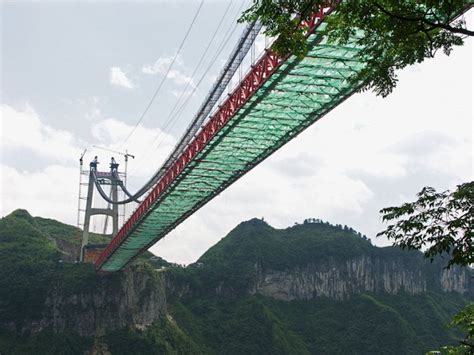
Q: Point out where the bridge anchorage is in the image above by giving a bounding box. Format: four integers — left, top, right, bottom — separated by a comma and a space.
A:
78, 153, 138, 263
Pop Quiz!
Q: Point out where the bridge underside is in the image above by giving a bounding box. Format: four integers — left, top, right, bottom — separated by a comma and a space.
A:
97, 21, 366, 271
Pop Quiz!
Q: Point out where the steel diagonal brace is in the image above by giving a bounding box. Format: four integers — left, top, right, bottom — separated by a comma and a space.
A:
243, 115, 298, 129
187, 172, 226, 180
292, 65, 353, 79
296, 91, 334, 107
210, 145, 259, 157
282, 75, 347, 89
233, 119, 294, 132
272, 85, 339, 96
310, 45, 362, 57
266, 93, 333, 107
265, 89, 331, 102
281, 76, 341, 87
286, 72, 348, 84
315, 42, 364, 52
253, 102, 315, 116
305, 54, 363, 64
303, 56, 364, 70
206, 151, 254, 164
246, 112, 303, 128
277, 82, 341, 95
230, 125, 283, 140
264, 114, 303, 128
223, 135, 270, 147
191, 166, 232, 175
296, 61, 359, 72
250, 102, 314, 113
180, 177, 224, 190
252, 108, 307, 122
193, 159, 246, 170
220, 143, 267, 155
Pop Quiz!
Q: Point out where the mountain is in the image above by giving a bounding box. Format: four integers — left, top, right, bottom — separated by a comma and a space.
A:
187, 218, 470, 299
0, 210, 472, 354
168, 218, 472, 354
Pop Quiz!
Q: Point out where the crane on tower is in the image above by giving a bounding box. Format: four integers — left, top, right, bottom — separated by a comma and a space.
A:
92, 145, 135, 180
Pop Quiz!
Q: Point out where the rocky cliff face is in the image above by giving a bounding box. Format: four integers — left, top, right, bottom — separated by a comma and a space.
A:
252, 256, 472, 301
5, 267, 167, 337
440, 267, 472, 295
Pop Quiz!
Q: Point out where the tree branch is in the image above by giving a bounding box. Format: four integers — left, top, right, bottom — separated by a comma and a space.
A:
373, 2, 474, 36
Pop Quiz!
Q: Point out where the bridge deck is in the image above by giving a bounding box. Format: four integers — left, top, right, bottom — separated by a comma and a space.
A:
96, 11, 366, 271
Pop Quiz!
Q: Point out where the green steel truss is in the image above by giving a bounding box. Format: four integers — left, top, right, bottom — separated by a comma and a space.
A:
99, 25, 366, 271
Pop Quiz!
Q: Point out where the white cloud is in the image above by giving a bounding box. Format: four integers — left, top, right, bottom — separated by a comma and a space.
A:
142, 56, 174, 75
110, 66, 135, 89
0, 164, 79, 225
168, 69, 195, 87
142, 55, 195, 88
0, 104, 83, 163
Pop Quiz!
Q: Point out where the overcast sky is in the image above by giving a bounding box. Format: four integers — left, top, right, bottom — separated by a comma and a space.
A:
1, 1, 472, 264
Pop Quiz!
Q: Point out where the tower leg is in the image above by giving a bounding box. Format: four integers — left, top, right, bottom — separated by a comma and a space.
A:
80, 171, 95, 261
112, 174, 119, 235
81, 169, 120, 262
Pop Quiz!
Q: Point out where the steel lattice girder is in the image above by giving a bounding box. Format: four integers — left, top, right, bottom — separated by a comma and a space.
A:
96, 7, 368, 271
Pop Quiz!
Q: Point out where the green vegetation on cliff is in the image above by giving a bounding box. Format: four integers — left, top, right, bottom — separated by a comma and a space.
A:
0, 210, 101, 323
0, 210, 471, 354
170, 292, 466, 354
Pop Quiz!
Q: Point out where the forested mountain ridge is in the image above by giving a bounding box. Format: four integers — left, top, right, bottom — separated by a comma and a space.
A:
179, 218, 472, 300
0, 210, 472, 354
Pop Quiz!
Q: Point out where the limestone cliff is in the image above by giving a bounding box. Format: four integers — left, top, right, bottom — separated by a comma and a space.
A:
195, 219, 473, 302
4, 266, 167, 337
253, 256, 472, 301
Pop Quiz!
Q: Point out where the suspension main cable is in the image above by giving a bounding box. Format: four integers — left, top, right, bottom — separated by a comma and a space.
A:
120, 0, 205, 148
128, 0, 235, 177
104, 3, 261, 203
129, 1, 253, 178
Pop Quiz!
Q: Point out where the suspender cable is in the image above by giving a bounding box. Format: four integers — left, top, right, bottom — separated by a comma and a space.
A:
97, 15, 261, 204
121, 0, 205, 147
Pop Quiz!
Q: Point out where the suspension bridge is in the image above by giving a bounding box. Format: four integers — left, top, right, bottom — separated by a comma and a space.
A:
90, 5, 361, 271
85, 5, 462, 271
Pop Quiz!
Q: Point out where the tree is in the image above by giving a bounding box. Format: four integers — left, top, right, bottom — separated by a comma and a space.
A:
440, 304, 474, 354
240, 0, 473, 96
241, 2, 473, 351
377, 181, 473, 268
378, 182, 473, 354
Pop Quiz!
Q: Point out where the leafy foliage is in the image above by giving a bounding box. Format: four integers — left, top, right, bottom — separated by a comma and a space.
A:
170, 292, 467, 354
105, 317, 204, 355
0, 210, 60, 321
240, 0, 472, 96
0, 328, 93, 355
450, 304, 474, 349
378, 182, 474, 268
430, 304, 474, 354
240, 0, 327, 58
